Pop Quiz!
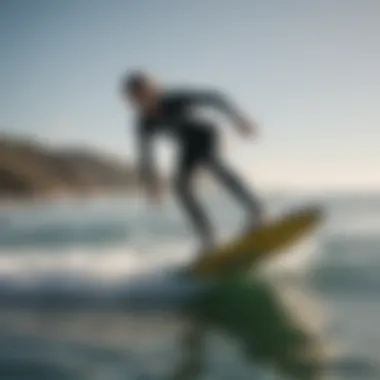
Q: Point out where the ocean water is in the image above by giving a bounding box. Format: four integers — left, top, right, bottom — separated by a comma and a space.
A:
0, 192, 379, 380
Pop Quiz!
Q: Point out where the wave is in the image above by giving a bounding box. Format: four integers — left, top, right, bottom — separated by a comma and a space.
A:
0, 218, 130, 249
311, 235, 380, 292
1, 197, 380, 308
0, 244, 210, 309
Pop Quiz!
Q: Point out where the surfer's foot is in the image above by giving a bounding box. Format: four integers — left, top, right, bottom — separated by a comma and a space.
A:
249, 217, 262, 229
197, 235, 217, 257
198, 242, 216, 257
245, 209, 265, 232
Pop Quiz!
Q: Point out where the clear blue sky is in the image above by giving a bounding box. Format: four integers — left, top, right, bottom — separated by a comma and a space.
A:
1, 0, 379, 191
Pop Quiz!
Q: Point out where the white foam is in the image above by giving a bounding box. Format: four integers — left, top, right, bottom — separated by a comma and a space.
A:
0, 242, 206, 306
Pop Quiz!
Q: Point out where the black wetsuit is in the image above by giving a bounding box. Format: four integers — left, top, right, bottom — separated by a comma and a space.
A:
136, 89, 261, 248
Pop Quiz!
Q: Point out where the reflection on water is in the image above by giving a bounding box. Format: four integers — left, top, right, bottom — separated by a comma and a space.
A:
0, 275, 327, 380
172, 276, 325, 380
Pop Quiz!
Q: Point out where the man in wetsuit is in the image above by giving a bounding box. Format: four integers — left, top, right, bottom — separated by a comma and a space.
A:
122, 71, 262, 253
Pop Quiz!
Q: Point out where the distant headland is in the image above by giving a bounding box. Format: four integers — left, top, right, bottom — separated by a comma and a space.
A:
0, 135, 142, 201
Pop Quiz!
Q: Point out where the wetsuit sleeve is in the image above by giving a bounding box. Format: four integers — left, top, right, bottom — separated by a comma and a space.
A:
176, 89, 244, 125
136, 120, 158, 191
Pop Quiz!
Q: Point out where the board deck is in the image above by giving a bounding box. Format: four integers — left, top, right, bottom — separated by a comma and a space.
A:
189, 206, 323, 277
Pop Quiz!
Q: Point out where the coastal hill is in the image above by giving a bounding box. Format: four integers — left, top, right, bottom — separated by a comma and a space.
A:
0, 136, 140, 199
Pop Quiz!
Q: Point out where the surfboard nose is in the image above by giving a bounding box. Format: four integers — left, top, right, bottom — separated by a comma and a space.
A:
189, 206, 324, 277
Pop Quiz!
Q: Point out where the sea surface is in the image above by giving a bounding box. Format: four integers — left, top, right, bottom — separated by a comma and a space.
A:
0, 191, 379, 380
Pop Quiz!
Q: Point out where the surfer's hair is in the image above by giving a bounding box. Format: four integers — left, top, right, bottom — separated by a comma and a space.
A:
121, 71, 150, 96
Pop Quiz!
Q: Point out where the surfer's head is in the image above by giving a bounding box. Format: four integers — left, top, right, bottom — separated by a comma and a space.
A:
121, 70, 160, 113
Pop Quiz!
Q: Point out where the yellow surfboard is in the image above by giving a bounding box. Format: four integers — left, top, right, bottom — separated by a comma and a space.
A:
189, 206, 323, 277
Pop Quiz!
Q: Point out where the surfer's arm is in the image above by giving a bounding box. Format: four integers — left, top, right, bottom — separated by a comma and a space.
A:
136, 122, 160, 196
178, 89, 257, 135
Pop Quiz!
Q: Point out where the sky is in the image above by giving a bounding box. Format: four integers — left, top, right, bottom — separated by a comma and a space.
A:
1, 0, 379, 191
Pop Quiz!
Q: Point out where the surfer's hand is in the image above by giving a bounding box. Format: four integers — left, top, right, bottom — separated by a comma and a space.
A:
238, 118, 257, 137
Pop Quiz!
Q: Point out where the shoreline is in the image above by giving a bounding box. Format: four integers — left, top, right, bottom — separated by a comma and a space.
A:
1, 187, 379, 209
0, 188, 142, 209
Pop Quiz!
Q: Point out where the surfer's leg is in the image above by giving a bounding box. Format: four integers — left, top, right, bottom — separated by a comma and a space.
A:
174, 154, 215, 251
209, 157, 263, 225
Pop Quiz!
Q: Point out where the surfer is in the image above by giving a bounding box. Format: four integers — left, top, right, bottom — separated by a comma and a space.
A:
122, 71, 262, 253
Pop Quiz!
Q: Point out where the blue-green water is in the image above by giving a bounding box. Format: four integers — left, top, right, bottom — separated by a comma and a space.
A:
0, 193, 379, 379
